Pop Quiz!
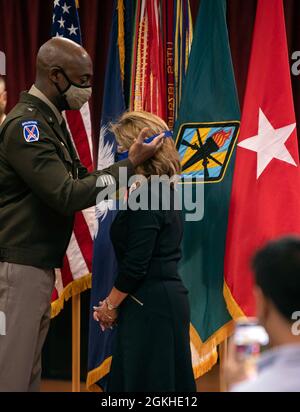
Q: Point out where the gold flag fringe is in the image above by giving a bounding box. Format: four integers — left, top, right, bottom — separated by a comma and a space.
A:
190, 321, 235, 379
117, 0, 125, 82
86, 356, 112, 392
51, 273, 92, 319
223, 280, 246, 321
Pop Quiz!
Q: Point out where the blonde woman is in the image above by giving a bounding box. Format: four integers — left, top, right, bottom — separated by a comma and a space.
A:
93, 111, 195, 392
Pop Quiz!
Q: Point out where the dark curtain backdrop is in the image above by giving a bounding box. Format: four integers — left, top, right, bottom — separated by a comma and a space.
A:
1, 0, 300, 380
0, 0, 114, 160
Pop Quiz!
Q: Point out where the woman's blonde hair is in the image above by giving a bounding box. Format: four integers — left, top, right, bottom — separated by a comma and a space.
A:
110, 111, 181, 178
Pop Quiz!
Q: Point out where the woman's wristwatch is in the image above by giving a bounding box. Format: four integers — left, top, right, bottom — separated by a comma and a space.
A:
105, 297, 118, 311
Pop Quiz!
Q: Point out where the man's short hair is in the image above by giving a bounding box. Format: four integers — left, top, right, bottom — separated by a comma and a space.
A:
252, 237, 300, 321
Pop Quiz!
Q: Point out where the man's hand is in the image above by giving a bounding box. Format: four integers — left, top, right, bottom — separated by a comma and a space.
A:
223, 338, 257, 390
128, 128, 164, 167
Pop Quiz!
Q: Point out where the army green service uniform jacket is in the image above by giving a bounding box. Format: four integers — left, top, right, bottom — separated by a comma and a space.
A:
0, 92, 133, 268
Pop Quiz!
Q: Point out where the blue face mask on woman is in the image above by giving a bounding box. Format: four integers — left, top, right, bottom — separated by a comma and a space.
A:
115, 130, 173, 162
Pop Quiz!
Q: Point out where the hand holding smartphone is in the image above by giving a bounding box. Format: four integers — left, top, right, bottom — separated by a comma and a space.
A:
224, 317, 269, 389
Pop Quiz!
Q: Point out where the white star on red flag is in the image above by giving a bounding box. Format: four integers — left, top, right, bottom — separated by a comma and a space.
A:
238, 108, 297, 178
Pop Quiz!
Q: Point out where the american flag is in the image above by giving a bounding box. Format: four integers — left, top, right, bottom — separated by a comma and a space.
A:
51, 0, 95, 317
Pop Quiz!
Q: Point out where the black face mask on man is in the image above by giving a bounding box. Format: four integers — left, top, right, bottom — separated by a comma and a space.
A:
54, 68, 92, 110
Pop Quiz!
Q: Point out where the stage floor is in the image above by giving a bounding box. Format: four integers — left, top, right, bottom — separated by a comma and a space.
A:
41, 364, 220, 392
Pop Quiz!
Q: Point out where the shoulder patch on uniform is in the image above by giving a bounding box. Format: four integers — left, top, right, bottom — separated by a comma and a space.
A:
22, 121, 40, 142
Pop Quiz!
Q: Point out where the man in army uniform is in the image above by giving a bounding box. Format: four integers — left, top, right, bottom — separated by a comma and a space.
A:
0, 38, 163, 392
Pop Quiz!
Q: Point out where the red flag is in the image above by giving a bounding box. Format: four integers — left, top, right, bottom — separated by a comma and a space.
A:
130, 0, 167, 119
224, 0, 300, 317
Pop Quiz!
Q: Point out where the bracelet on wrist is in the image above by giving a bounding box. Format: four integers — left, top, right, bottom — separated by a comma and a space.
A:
105, 297, 118, 311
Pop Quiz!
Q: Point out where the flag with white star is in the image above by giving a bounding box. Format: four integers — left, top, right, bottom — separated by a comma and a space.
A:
52, 0, 82, 45
50, 0, 95, 318
224, 0, 300, 318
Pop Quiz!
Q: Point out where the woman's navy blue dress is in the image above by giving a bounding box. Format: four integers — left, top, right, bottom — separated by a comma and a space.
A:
107, 185, 196, 392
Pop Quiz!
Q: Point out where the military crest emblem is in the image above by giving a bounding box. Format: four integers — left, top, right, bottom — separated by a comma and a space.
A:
22, 121, 40, 143
176, 121, 240, 183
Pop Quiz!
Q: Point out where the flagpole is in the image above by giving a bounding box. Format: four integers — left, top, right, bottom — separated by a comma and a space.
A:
72, 294, 81, 392
219, 339, 228, 392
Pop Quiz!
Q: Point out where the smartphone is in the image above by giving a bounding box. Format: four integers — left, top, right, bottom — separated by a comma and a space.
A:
233, 318, 269, 362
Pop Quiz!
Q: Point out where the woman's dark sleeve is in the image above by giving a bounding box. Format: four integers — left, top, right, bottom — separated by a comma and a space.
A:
114, 209, 163, 294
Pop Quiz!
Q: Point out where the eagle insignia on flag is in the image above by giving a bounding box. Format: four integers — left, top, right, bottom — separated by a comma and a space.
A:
22, 121, 40, 143
176, 121, 240, 182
